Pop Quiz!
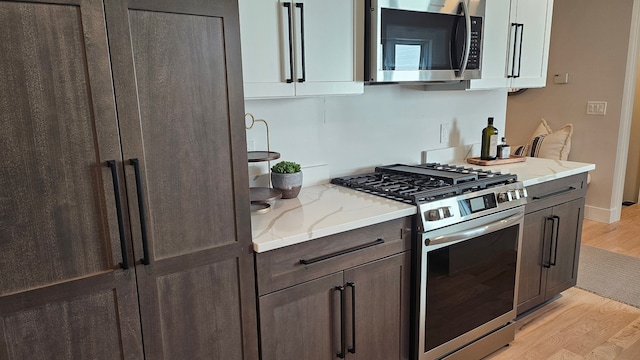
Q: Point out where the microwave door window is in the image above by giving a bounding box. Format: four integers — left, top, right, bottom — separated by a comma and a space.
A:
381, 8, 457, 71
384, 42, 433, 70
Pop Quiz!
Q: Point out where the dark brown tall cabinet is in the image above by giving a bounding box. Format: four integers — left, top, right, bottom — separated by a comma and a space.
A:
0, 0, 258, 359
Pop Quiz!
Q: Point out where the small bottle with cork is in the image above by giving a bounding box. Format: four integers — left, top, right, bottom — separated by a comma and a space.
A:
497, 137, 511, 159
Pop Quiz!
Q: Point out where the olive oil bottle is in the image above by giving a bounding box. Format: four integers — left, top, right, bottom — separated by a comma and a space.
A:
481, 117, 498, 160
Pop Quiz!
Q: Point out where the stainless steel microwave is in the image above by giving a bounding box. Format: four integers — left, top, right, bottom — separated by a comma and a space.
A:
365, 0, 485, 83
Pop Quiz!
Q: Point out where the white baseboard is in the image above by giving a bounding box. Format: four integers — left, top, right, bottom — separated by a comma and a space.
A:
584, 205, 621, 224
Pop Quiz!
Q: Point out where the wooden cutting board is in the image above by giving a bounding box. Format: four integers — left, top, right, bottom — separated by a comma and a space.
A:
466, 155, 526, 166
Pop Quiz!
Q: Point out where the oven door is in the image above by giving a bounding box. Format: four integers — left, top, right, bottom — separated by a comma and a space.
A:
417, 206, 524, 360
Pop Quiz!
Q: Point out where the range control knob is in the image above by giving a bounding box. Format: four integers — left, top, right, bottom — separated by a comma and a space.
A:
426, 206, 454, 221
519, 188, 528, 198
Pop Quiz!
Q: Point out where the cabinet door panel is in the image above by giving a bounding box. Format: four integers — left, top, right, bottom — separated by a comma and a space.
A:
239, 0, 296, 98
0, 0, 123, 295
0, 1, 143, 358
299, 0, 353, 82
0, 275, 142, 360
468, 0, 511, 90
105, 1, 258, 359
517, 208, 552, 314
345, 252, 411, 360
260, 273, 344, 360
546, 198, 584, 297
154, 258, 246, 360
510, 0, 553, 88
127, 10, 236, 258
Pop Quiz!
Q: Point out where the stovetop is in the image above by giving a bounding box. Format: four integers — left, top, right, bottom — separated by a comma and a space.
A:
331, 163, 518, 204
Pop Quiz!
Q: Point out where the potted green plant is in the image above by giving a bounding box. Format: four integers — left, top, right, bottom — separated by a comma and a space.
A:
271, 161, 302, 199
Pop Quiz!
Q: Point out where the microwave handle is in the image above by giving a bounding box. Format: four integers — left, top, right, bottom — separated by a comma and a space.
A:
457, 0, 472, 78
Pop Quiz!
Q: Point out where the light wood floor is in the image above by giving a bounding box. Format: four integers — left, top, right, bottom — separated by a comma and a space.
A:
485, 205, 640, 359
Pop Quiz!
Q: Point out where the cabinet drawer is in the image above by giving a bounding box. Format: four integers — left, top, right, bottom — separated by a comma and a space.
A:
255, 217, 412, 295
525, 173, 588, 214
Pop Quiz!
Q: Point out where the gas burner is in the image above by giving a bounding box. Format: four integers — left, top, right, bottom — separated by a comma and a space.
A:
331, 163, 518, 205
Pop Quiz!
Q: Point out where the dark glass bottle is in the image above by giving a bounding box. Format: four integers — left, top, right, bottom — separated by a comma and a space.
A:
481, 117, 498, 160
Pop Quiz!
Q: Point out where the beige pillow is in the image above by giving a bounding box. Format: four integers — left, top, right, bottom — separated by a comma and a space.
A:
527, 119, 573, 160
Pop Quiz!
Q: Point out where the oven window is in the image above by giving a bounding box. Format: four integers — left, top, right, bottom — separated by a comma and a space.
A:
380, 8, 465, 71
425, 224, 519, 352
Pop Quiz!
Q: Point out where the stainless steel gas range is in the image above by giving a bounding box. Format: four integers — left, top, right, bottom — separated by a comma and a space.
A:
331, 163, 528, 360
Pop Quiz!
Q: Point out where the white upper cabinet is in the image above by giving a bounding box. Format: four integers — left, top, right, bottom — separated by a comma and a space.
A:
507, 0, 554, 88
469, 0, 553, 90
239, 0, 364, 99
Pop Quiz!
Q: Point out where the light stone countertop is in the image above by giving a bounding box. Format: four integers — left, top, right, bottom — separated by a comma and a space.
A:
250, 184, 416, 253
251, 157, 595, 253
449, 156, 595, 187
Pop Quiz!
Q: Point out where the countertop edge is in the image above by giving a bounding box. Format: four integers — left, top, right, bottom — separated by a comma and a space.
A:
252, 207, 416, 253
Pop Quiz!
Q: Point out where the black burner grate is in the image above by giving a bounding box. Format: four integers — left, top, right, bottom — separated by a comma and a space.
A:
331, 163, 517, 204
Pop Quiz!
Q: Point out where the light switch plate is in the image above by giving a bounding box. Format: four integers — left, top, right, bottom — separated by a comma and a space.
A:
587, 101, 607, 115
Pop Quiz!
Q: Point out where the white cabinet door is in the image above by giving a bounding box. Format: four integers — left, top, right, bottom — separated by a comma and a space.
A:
239, 0, 296, 98
294, 0, 363, 96
508, 0, 553, 88
239, 0, 363, 99
468, 0, 552, 90
468, 0, 512, 90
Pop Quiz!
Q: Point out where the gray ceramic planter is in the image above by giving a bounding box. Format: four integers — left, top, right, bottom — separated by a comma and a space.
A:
271, 171, 303, 199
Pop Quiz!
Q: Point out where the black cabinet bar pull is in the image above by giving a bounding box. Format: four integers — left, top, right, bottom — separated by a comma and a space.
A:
550, 215, 561, 266
346, 282, 356, 354
508, 23, 519, 78
130, 159, 150, 265
543, 216, 553, 268
295, 2, 306, 82
532, 187, 577, 200
299, 239, 385, 265
515, 23, 524, 78
107, 160, 129, 269
283, 3, 294, 83
336, 285, 346, 359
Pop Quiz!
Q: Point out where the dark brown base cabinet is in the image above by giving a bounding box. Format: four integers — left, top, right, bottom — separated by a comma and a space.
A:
0, 0, 257, 359
256, 218, 412, 360
517, 173, 588, 315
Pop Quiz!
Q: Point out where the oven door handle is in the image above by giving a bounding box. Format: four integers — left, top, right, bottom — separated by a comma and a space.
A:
425, 212, 524, 246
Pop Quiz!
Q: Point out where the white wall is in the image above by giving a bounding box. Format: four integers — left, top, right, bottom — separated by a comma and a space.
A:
245, 86, 508, 186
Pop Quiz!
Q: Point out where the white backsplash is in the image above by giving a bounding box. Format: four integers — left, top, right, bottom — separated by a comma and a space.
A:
245, 85, 508, 186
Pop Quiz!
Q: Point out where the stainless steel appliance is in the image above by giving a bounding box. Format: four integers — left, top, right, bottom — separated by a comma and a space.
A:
365, 0, 486, 83
331, 163, 527, 360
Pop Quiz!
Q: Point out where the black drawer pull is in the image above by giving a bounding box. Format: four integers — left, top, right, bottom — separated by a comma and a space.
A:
299, 239, 385, 265
336, 285, 346, 359
346, 282, 356, 354
130, 159, 150, 265
106, 160, 129, 269
532, 186, 577, 201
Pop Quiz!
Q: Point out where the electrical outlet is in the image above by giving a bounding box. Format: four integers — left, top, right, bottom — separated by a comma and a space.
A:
440, 123, 450, 144
587, 101, 607, 115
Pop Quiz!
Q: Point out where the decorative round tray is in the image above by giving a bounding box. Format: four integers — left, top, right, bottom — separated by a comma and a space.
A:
248, 151, 281, 162
250, 202, 271, 214
249, 187, 282, 204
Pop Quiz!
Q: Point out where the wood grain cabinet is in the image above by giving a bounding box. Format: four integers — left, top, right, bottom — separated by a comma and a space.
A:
0, 0, 257, 359
256, 218, 412, 360
517, 173, 588, 315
